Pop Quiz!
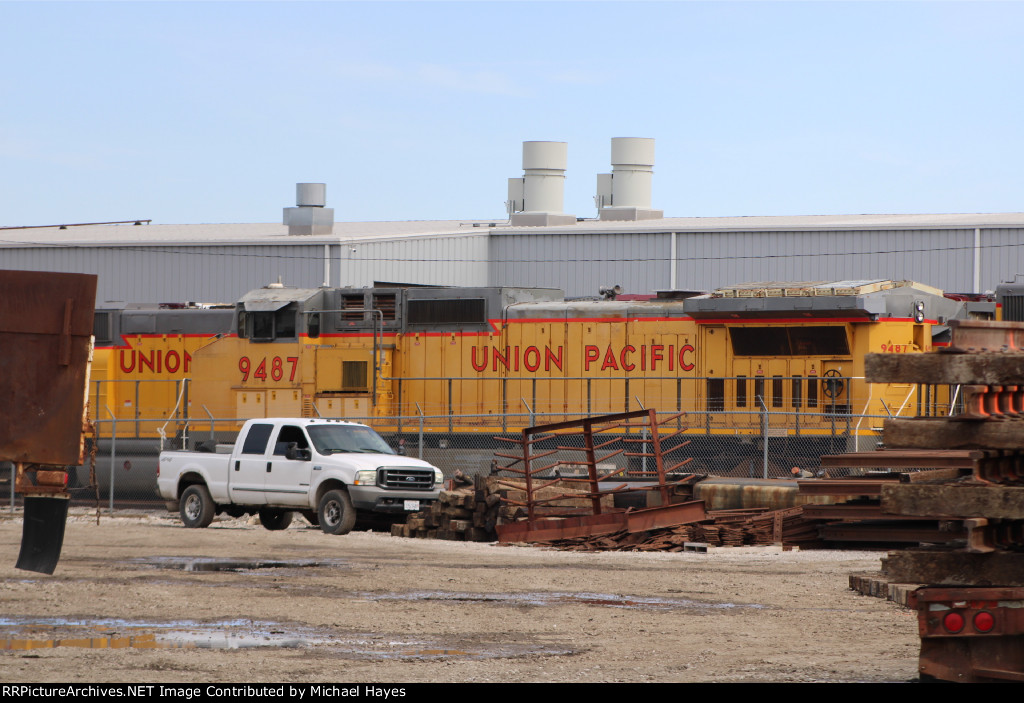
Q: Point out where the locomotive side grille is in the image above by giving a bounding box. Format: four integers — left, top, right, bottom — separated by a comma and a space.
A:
378, 467, 435, 490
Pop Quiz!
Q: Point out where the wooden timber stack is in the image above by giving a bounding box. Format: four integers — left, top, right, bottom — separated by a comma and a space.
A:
854, 320, 1024, 682
392, 474, 614, 541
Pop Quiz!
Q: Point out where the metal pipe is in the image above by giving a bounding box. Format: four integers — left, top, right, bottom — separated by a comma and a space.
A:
106, 406, 116, 513
202, 405, 216, 440
757, 395, 768, 479
416, 403, 424, 460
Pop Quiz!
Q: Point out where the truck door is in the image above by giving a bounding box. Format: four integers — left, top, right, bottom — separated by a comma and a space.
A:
228, 422, 273, 505
263, 424, 314, 507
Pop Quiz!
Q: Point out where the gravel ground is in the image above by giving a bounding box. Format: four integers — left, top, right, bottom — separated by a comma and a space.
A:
0, 509, 920, 683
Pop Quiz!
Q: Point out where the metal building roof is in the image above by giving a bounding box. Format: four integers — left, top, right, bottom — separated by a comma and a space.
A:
3, 211, 1024, 248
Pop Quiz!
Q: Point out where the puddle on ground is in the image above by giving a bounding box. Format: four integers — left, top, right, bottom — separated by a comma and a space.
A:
358, 590, 763, 611
0, 617, 572, 659
130, 557, 347, 572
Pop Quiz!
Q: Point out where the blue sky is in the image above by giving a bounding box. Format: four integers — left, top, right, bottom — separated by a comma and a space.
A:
2, 1, 1023, 226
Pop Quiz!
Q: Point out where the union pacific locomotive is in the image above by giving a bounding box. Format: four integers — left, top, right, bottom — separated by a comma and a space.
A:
89, 279, 995, 443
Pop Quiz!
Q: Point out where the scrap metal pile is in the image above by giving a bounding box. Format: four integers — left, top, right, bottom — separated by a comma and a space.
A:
856, 320, 1024, 682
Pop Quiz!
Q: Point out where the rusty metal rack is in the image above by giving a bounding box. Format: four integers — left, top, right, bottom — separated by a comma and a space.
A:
492, 409, 706, 543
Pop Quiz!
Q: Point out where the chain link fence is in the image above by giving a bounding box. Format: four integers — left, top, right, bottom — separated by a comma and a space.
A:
0, 404, 900, 511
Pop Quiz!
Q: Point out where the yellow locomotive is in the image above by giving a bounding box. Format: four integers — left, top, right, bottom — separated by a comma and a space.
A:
91, 280, 996, 435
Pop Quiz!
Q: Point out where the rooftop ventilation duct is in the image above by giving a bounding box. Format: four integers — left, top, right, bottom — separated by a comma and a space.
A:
506, 141, 576, 226
596, 138, 663, 221
283, 182, 334, 235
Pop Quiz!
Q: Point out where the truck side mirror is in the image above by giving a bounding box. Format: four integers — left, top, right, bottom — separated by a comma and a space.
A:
285, 442, 311, 461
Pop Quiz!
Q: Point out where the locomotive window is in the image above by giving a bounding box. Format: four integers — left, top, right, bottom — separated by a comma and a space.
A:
241, 423, 274, 455
754, 377, 765, 406
307, 313, 321, 339
788, 327, 849, 355
732, 327, 789, 355
247, 307, 297, 342
250, 312, 275, 342
237, 311, 247, 338
807, 377, 818, 409
706, 378, 725, 413
122, 313, 156, 335
735, 376, 747, 408
275, 307, 296, 339
730, 326, 850, 356
792, 376, 802, 409
408, 298, 486, 325
772, 376, 783, 408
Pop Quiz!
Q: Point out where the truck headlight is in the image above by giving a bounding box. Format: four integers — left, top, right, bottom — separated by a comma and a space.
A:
354, 470, 377, 486
434, 469, 443, 485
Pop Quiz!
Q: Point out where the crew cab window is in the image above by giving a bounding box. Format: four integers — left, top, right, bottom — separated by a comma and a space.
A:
273, 425, 310, 456
241, 424, 273, 455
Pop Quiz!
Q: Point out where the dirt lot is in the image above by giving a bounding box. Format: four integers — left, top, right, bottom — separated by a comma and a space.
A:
0, 509, 920, 683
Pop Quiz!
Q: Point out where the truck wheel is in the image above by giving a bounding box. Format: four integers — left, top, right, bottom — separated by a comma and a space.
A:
258, 509, 294, 531
180, 485, 215, 528
318, 490, 356, 535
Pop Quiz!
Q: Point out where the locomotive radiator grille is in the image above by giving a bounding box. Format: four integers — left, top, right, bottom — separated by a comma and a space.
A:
377, 467, 435, 490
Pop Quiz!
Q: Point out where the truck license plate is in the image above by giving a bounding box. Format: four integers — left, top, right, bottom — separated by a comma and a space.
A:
404, 500, 420, 511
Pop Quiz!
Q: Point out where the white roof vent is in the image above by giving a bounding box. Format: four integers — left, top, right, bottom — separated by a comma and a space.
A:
283, 182, 334, 235
596, 138, 663, 221
506, 141, 576, 226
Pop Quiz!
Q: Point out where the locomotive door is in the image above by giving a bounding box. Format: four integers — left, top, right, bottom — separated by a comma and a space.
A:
730, 359, 761, 430
820, 360, 849, 413
699, 325, 729, 426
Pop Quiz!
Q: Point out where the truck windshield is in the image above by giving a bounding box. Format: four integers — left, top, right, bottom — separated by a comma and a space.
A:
306, 425, 396, 456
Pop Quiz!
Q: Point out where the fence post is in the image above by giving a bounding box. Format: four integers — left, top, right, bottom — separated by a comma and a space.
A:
757, 395, 768, 479
107, 406, 116, 512
416, 402, 424, 460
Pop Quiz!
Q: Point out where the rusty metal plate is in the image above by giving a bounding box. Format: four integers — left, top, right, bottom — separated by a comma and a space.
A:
496, 513, 625, 543
0, 270, 97, 464
625, 500, 706, 533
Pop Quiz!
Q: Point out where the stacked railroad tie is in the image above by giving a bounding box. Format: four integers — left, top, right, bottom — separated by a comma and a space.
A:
845, 319, 1024, 591
854, 319, 1024, 682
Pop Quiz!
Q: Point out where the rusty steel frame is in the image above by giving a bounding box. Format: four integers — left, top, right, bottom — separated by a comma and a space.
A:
493, 409, 705, 543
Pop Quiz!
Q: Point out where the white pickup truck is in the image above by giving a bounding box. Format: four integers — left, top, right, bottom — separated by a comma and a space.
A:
156, 418, 443, 534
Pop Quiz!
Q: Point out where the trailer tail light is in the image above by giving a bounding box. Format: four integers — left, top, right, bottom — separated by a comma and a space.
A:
974, 611, 995, 633
943, 611, 965, 634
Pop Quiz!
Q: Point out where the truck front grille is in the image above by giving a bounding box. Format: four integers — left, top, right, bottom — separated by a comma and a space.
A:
378, 467, 435, 490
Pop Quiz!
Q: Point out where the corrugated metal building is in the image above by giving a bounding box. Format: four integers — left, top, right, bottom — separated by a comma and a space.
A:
2, 211, 1022, 305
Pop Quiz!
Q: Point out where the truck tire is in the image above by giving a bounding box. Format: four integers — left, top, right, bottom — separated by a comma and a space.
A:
318, 490, 356, 535
180, 485, 215, 528
258, 509, 293, 531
